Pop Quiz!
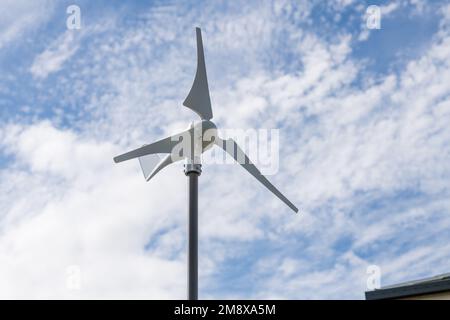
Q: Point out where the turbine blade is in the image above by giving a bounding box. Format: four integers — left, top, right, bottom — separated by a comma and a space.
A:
183, 27, 213, 120
215, 137, 299, 213
113, 128, 192, 163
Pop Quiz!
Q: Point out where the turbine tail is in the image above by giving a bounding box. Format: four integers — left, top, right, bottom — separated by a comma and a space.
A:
145, 154, 177, 181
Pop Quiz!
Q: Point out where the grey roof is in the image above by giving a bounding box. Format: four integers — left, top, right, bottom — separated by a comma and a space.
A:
365, 273, 450, 300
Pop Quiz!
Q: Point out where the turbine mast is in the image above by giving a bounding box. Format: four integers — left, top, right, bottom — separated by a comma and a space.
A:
184, 157, 202, 300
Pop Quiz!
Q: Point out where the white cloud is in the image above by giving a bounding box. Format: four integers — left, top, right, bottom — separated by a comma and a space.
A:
0, 121, 187, 298
1, 0, 450, 299
0, 0, 55, 50
29, 31, 81, 79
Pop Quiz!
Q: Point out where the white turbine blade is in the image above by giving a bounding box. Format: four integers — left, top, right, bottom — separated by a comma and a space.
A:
215, 137, 299, 213
114, 137, 175, 163
183, 27, 213, 120
113, 128, 193, 163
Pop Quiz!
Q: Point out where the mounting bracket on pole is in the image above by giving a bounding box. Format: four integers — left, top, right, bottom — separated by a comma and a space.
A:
184, 162, 202, 175
184, 120, 203, 176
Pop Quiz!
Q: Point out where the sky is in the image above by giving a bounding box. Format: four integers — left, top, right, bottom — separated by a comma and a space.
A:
0, 0, 450, 299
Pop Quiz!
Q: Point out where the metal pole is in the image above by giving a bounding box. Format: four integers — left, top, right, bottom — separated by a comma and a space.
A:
184, 163, 201, 300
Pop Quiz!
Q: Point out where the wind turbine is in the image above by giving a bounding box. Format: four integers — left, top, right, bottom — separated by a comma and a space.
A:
113, 27, 298, 300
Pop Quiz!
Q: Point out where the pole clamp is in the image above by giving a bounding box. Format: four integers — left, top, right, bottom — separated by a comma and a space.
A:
184, 163, 202, 175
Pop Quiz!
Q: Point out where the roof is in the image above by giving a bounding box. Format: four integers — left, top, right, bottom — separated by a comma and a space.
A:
365, 273, 450, 300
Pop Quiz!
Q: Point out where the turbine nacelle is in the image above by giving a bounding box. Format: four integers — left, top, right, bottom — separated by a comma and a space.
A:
163, 120, 218, 162
190, 119, 218, 156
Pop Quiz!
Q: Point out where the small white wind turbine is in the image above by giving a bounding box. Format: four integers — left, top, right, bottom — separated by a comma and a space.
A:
113, 27, 298, 300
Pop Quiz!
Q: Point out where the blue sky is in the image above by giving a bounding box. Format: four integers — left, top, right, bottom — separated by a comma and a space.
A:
1, 0, 450, 299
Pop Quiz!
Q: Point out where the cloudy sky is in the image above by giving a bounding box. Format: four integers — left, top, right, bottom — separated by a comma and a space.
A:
1, 0, 450, 299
